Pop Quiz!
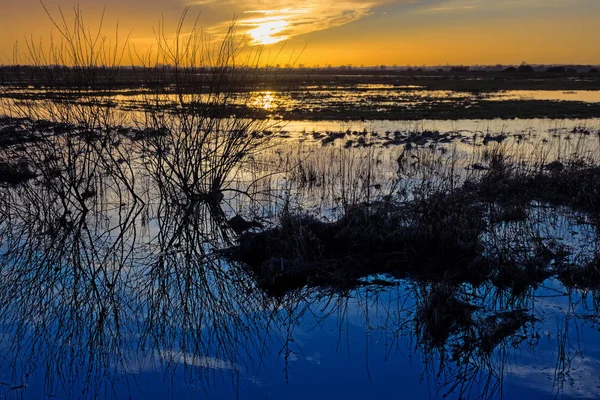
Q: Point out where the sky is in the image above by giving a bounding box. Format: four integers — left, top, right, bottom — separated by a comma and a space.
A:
1, 0, 599, 66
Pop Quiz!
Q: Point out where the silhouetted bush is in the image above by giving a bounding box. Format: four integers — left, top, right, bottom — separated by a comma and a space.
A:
517, 64, 535, 73
450, 66, 470, 73
0, 160, 36, 185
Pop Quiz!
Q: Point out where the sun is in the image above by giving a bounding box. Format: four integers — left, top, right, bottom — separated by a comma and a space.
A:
248, 20, 289, 45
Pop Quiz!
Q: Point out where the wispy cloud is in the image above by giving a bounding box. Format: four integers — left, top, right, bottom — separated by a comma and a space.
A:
507, 355, 600, 399
191, 0, 397, 44
419, 0, 587, 13
161, 350, 240, 371
188, 0, 588, 45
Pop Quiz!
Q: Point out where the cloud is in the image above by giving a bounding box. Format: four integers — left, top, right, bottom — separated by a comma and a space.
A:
161, 350, 240, 371
418, 0, 587, 13
186, 0, 586, 45
507, 355, 600, 399
190, 0, 398, 45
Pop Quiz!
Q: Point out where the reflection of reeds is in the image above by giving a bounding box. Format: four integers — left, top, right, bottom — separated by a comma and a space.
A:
0, 175, 274, 397
1, 141, 600, 398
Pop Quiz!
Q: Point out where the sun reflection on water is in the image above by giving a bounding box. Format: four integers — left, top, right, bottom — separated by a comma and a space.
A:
252, 91, 277, 110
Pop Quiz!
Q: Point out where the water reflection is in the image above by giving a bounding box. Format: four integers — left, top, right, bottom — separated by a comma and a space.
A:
1, 164, 600, 399
490, 90, 600, 103
251, 91, 277, 111
5, 86, 600, 122
1, 105, 600, 398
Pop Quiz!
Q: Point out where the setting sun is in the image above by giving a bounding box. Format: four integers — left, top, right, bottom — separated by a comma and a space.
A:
247, 19, 289, 45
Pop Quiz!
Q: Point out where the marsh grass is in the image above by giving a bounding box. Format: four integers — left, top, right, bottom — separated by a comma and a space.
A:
2, 118, 600, 399
229, 189, 487, 295
229, 141, 600, 296
0, 159, 36, 185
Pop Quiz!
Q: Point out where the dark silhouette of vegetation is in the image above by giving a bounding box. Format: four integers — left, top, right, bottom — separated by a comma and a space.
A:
517, 63, 535, 73
229, 149, 600, 297
450, 65, 470, 73
0, 159, 36, 185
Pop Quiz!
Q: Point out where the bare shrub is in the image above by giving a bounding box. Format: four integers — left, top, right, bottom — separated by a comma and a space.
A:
133, 11, 275, 205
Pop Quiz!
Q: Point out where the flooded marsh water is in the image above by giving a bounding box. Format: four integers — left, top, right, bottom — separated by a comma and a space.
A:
1, 83, 600, 399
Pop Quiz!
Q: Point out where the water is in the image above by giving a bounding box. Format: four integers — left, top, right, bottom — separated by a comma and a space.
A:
489, 90, 600, 103
1, 87, 600, 399
4, 85, 600, 122
1, 167, 599, 399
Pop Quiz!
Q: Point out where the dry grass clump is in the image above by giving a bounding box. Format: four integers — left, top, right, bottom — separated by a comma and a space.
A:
486, 239, 567, 295
0, 118, 42, 149
229, 147, 600, 296
0, 160, 36, 185
229, 189, 487, 295
475, 150, 600, 214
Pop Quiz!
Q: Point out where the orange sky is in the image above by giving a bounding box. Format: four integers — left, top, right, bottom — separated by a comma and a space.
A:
1, 0, 599, 66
